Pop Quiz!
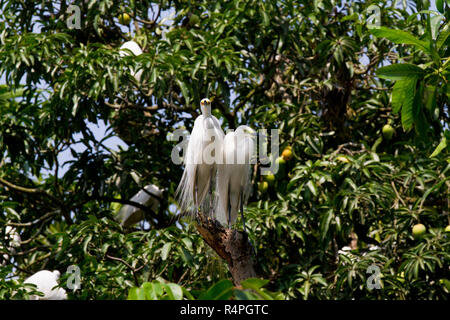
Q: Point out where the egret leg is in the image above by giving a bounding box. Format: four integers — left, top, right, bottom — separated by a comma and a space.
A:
194, 185, 199, 217
226, 184, 231, 229
209, 167, 214, 215
227, 200, 231, 229
194, 170, 200, 217
209, 185, 213, 217
240, 199, 247, 234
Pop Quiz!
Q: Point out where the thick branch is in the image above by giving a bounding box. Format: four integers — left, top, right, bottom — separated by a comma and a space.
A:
195, 212, 256, 285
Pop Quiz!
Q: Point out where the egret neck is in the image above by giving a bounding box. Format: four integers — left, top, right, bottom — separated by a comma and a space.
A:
200, 101, 212, 117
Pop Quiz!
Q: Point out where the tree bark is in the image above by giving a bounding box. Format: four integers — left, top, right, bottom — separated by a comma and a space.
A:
195, 212, 256, 285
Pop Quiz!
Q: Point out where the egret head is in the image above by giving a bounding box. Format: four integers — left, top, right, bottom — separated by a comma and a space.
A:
200, 98, 211, 116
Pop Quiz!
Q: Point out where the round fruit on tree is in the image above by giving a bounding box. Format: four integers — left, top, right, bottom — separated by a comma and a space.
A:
412, 223, 426, 239
445, 225, 450, 233
382, 124, 395, 140
258, 181, 268, 193
263, 173, 275, 186
281, 147, 293, 161
118, 13, 131, 25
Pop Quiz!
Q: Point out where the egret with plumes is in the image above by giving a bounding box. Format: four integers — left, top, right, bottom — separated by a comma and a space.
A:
24, 270, 67, 300
176, 98, 224, 215
216, 126, 256, 228
115, 184, 163, 227
119, 40, 143, 82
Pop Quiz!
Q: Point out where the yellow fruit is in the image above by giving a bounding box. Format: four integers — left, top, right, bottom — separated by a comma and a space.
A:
412, 224, 426, 238
382, 124, 395, 140
258, 181, 268, 193
118, 13, 131, 25
264, 173, 275, 186
281, 148, 293, 161
445, 225, 450, 233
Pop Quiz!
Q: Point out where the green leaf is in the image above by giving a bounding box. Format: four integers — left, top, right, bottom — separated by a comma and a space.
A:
127, 287, 146, 300
82, 234, 92, 253
376, 64, 426, 80
181, 237, 192, 250
152, 281, 164, 297
369, 27, 430, 53
391, 80, 407, 114
400, 77, 418, 131
436, 23, 450, 51
424, 85, 437, 112
198, 279, 233, 300
182, 287, 195, 300
320, 209, 334, 241
142, 282, 156, 300
344, 177, 357, 191
240, 278, 273, 300
436, 0, 444, 14
413, 81, 427, 136
430, 136, 447, 157
240, 278, 269, 290
262, 11, 269, 26
430, 15, 444, 40
234, 289, 259, 300
164, 283, 183, 300
177, 80, 190, 105
160, 242, 172, 261
306, 180, 318, 196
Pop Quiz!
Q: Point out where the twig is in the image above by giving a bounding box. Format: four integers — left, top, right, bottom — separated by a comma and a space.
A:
105, 254, 142, 286
0, 177, 73, 224
6, 210, 58, 227
391, 181, 407, 207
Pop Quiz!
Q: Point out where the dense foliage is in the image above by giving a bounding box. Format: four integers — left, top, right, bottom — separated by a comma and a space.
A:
0, 0, 449, 300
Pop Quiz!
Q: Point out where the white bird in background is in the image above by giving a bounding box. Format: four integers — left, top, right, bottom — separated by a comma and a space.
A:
115, 184, 163, 227
119, 40, 143, 82
216, 126, 256, 228
176, 98, 225, 215
5, 226, 21, 250
24, 270, 67, 300
1, 226, 21, 265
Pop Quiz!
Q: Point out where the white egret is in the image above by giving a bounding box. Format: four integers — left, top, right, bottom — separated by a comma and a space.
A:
5, 226, 21, 250
1, 226, 21, 266
176, 98, 224, 215
115, 184, 163, 227
216, 125, 256, 229
119, 40, 143, 82
24, 270, 67, 300
5, 226, 21, 248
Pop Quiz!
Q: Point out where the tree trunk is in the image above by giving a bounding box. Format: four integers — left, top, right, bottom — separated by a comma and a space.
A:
195, 212, 256, 285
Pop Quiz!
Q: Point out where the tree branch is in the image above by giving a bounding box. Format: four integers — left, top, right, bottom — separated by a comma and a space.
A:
195, 212, 256, 285
0, 177, 73, 224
